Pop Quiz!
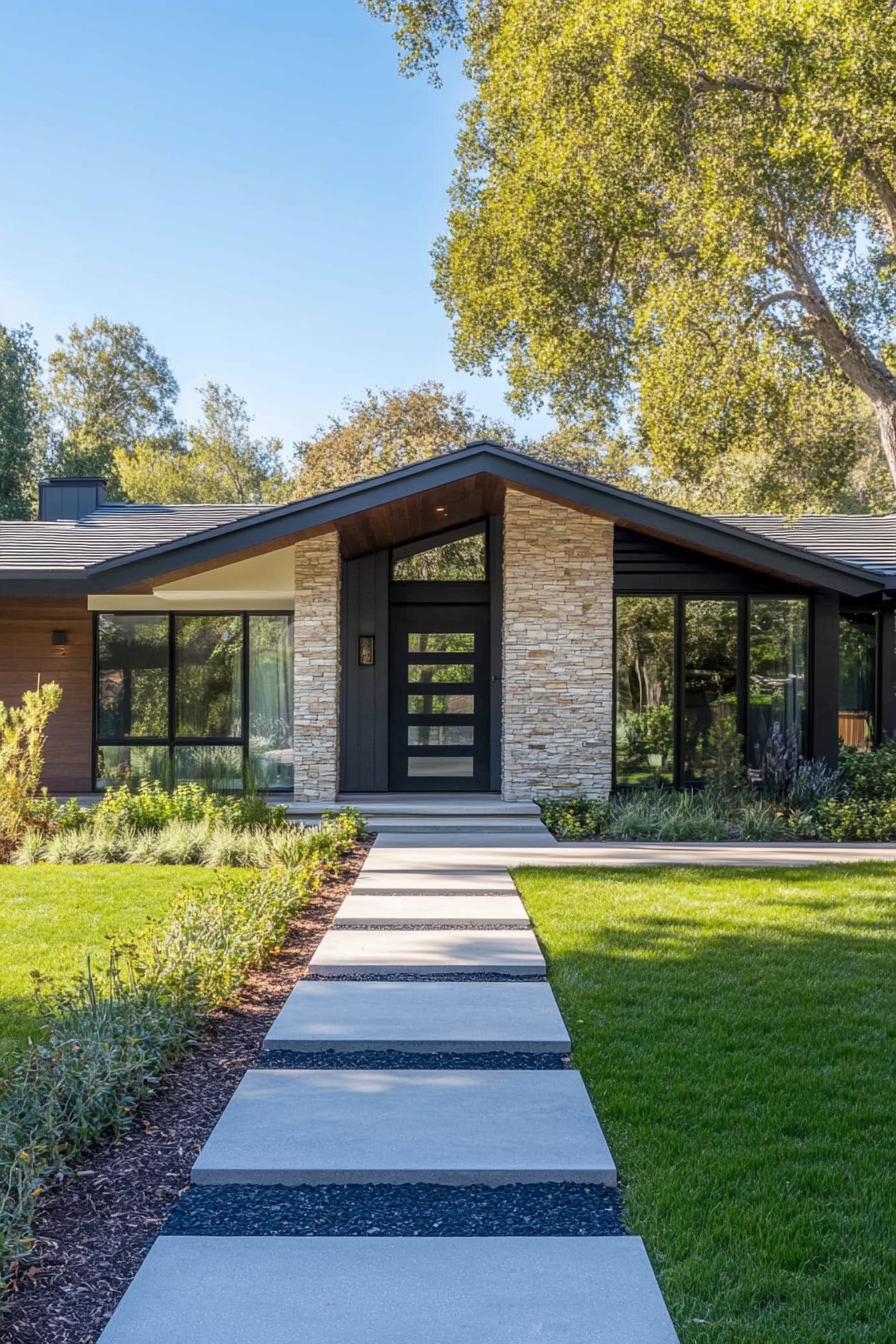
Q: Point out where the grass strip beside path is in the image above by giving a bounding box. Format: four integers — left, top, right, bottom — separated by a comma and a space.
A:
514, 862, 896, 1344
0, 865, 225, 1054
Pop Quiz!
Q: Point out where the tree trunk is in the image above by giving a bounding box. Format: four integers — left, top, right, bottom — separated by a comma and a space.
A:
874, 398, 896, 489
777, 237, 896, 492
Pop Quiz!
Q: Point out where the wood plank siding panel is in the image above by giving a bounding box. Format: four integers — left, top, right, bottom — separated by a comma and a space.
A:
0, 597, 93, 791
614, 528, 789, 593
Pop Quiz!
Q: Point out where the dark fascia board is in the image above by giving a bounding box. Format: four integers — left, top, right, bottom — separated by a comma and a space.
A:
0, 574, 93, 596
10, 441, 885, 598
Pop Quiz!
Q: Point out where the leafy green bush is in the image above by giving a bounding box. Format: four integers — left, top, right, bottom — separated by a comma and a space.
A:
813, 796, 896, 841
536, 795, 610, 840
74, 781, 288, 836
837, 740, 896, 802
0, 681, 63, 857
0, 808, 365, 1292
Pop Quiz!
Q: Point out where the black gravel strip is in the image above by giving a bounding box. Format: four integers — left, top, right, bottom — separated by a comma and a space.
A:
257, 1048, 568, 1069
164, 1182, 625, 1238
333, 922, 528, 931
354, 890, 516, 899
306, 972, 545, 982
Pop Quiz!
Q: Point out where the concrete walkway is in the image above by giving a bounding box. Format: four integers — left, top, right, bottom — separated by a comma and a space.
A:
99, 834, 681, 1342
353, 835, 896, 892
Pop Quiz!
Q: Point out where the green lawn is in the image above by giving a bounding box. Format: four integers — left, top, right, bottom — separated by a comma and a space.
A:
514, 863, 896, 1344
0, 865, 224, 1055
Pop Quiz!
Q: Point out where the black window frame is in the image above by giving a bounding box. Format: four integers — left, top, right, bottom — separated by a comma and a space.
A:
612, 590, 815, 790
837, 606, 882, 751
93, 610, 294, 792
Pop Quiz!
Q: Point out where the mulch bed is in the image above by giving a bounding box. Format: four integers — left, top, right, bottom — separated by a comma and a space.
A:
1, 841, 370, 1344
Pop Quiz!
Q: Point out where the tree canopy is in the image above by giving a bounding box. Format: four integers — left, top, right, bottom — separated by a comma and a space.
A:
293, 380, 635, 496
117, 382, 289, 505
41, 316, 179, 495
365, 0, 896, 503
0, 325, 41, 520
293, 381, 519, 496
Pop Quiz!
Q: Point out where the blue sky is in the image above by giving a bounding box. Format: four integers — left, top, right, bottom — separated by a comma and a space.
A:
0, 1, 553, 448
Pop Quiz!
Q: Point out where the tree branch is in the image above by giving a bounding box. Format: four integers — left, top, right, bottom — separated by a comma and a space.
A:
859, 153, 896, 244
776, 237, 896, 406
692, 71, 788, 97
655, 27, 787, 97
743, 290, 804, 325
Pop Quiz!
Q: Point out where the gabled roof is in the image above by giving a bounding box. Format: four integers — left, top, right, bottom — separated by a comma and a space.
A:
713, 513, 896, 580
0, 443, 886, 597
0, 504, 266, 572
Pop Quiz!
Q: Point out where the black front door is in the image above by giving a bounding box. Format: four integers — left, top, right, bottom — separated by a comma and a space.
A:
389, 604, 490, 791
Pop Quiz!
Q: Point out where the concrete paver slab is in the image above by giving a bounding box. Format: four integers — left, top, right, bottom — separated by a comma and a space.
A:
308, 927, 545, 977
191, 1068, 615, 1185
98, 1235, 679, 1343
263, 980, 570, 1053
333, 892, 531, 927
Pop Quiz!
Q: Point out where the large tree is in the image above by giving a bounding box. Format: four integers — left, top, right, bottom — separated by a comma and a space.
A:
293, 381, 519, 495
294, 380, 630, 496
42, 316, 179, 494
365, 1, 896, 499
0, 324, 42, 519
117, 382, 289, 504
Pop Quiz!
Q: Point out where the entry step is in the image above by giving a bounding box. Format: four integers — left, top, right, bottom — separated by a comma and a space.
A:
333, 892, 531, 928
263, 980, 571, 1054
191, 1068, 616, 1186
285, 796, 551, 835
98, 1236, 679, 1343
308, 927, 546, 977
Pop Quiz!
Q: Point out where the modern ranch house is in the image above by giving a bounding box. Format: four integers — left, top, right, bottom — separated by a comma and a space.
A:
0, 443, 893, 807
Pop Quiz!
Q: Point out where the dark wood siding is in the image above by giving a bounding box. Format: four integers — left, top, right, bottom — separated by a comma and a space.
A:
340, 552, 390, 791
0, 597, 93, 791
614, 528, 787, 593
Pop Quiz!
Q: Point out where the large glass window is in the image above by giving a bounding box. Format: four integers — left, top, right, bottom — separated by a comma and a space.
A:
615, 596, 675, 785
96, 744, 171, 791
748, 598, 808, 763
96, 614, 168, 739
248, 615, 294, 788
683, 599, 739, 782
175, 615, 243, 739
95, 612, 293, 790
839, 612, 877, 750
392, 528, 486, 581
174, 745, 244, 790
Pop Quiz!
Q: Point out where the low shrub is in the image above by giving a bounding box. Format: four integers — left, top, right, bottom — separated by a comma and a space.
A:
605, 790, 735, 842
0, 808, 365, 1292
72, 781, 288, 836
538, 741, 896, 842
837, 740, 896, 802
536, 796, 610, 840
14, 808, 366, 870
813, 796, 896, 841
738, 799, 789, 841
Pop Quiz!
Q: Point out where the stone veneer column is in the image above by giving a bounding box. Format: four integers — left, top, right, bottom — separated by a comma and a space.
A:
293, 531, 341, 801
502, 490, 614, 801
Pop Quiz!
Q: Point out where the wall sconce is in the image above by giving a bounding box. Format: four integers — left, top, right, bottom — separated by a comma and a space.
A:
358, 635, 375, 666
51, 629, 68, 652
